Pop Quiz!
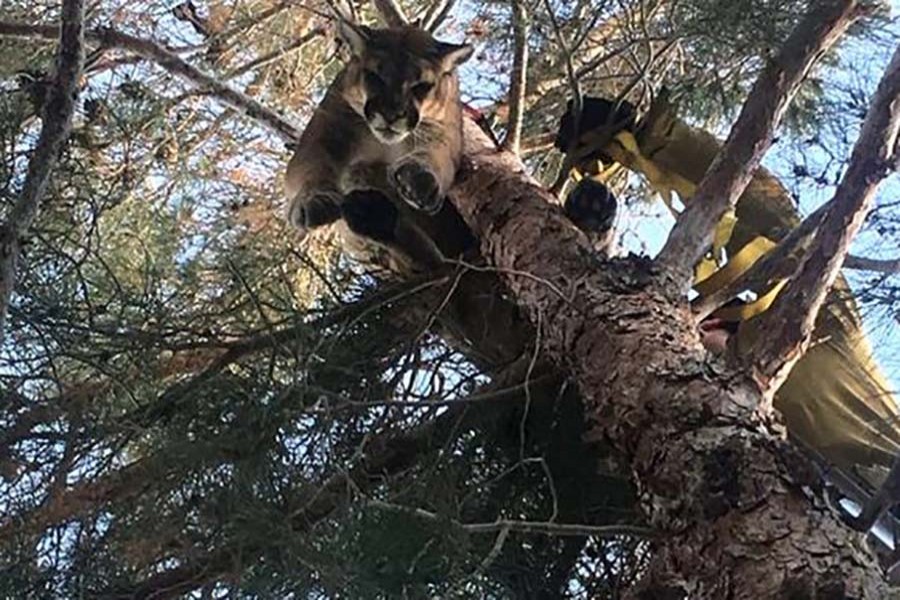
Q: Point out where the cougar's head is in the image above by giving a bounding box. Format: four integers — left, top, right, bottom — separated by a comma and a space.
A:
338, 23, 473, 144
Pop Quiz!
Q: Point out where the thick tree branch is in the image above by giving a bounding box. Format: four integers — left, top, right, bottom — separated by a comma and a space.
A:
655, 0, 867, 293
371, 0, 408, 27
0, 1, 85, 346
747, 44, 900, 394
449, 119, 889, 596
692, 207, 900, 321
0, 21, 303, 143
501, 0, 529, 154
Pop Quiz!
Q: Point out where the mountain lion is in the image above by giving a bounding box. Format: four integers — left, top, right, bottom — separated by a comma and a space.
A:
284, 20, 473, 266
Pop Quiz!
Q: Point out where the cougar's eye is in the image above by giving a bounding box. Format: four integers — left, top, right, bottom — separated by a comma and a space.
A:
364, 70, 385, 90
411, 81, 434, 100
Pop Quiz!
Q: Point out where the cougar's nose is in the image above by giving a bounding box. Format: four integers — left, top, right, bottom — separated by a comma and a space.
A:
381, 108, 406, 127
365, 102, 404, 130
386, 108, 419, 132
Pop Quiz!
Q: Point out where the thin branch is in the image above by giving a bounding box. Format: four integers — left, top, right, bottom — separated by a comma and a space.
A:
0, 21, 302, 142
477, 524, 511, 572
462, 519, 654, 538
369, 500, 654, 537
747, 43, 900, 394
171, 1, 210, 38
422, 0, 456, 32
325, 0, 356, 22
501, 0, 529, 154
0, 0, 85, 345
655, 0, 868, 293
543, 0, 583, 195
215, 0, 295, 45
845, 254, 900, 274
520, 131, 556, 156
224, 27, 325, 80
371, 0, 408, 27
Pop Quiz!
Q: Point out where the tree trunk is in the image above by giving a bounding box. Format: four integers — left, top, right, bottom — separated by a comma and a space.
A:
450, 120, 889, 598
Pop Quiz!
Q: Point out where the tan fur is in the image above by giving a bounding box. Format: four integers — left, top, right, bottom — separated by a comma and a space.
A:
284, 24, 472, 244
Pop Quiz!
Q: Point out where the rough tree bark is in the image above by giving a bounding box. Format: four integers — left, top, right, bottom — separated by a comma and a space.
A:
450, 119, 889, 598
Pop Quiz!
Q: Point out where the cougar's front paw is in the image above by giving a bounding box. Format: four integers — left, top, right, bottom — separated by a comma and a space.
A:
390, 160, 442, 214
564, 178, 617, 234
288, 192, 342, 234
341, 190, 398, 243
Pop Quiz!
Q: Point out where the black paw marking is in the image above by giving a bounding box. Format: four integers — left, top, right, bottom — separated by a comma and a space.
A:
564, 178, 617, 235
291, 193, 341, 232
341, 189, 399, 243
391, 161, 442, 214
554, 97, 636, 155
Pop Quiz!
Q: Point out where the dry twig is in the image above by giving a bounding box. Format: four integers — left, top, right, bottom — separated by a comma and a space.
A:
421, 0, 456, 31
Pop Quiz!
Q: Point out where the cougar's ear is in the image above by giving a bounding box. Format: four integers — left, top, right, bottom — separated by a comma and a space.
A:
435, 41, 474, 72
337, 20, 370, 57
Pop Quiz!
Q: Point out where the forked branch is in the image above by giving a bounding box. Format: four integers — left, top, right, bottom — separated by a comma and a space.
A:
746, 44, 900, 394
655, 0, 869, 293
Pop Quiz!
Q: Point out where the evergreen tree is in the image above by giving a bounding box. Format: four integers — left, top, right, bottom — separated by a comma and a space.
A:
1, 1, 899, 598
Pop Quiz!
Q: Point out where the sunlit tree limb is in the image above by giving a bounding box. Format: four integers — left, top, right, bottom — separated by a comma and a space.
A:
656, 0, 872, 293
747, 44, 900, 395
